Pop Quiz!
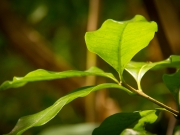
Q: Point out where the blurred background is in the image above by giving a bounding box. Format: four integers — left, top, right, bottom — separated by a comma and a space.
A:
0, 0, 180, 134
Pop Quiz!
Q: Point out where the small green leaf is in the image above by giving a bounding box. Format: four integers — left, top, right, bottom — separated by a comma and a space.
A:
0, 66, 119, 91
92, 110, 160, 135
125, 55, 180, 89
163, 70, 180, 110
85, 15, 157, 79
133, 110, 159, 130
4, 83, 131, 135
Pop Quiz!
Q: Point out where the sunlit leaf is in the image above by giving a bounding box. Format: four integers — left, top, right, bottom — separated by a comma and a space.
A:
125, 55, 180, 89
4, 83, 131, 135
163, 70, 180, 111
85, 15, 157, 79
92, 110, 160, 135
0, 66, 119, 91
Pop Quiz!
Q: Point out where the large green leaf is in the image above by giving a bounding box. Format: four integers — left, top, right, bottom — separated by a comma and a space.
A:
92, 110, 160, 135
125, 55, 180, 89
85, 15, 157, 79
4, 83, 131, 135
0, 66, 119, 91
163, 70, 180, 111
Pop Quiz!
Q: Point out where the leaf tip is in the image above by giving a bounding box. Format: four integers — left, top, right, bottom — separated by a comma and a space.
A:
133, 14, 146, 21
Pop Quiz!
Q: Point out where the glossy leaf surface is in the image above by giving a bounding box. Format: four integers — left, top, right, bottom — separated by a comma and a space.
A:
0, 66, 119, 91
92, 110, 160, 135
163, 70, 180, 110
125, 55, 180, 89
4, 83, 131, 135
85, 15, 157, 78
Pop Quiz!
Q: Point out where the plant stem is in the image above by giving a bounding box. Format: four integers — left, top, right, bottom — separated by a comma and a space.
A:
122, 82, 179, 116
85, 0, 100, 122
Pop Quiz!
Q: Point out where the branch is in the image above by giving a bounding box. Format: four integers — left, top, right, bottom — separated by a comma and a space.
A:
85, 0, 100, 122
122, 82, 179, 117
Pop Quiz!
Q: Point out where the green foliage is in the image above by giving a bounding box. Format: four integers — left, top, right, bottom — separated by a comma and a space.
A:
1, 15, 180, 135
4, 84, 129, 135
85, 15, 157, 79
93, 110, 160, 135
125, 55, 180, 89
0, 66, 119, 91
163, 70, 180, 110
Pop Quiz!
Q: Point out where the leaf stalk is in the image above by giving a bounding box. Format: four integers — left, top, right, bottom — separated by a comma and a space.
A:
122, 82, 179, 117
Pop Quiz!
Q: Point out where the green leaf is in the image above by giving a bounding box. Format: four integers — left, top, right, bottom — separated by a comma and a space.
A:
85, 15, 157, 79
4, 83, 131, 135
92, 110, 160, 135
125, 55, 180, 89
0, 66, 119, 91
163, 70, 180, 110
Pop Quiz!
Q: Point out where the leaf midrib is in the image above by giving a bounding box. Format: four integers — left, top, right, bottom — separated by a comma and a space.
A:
118, 22, 129, 78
